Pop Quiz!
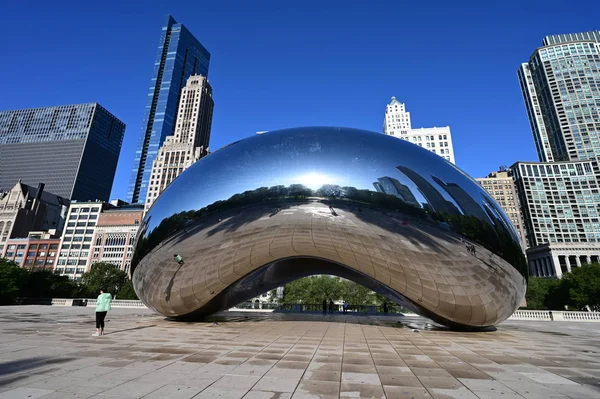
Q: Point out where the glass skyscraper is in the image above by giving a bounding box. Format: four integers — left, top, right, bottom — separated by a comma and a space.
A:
0, 103, 125, 201
514, 31, 600, 277
128, 15, 210, 204
518, 31, 600, 163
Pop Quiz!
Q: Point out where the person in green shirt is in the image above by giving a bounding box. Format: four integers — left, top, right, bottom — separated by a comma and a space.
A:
93, 288, 112, 336
174, 254, 184, 265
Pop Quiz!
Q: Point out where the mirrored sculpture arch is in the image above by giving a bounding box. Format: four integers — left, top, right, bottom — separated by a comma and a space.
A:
132, 127, 527, 329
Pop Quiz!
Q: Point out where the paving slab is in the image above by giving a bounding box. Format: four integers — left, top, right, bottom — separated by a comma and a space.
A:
0, 306, 599, 398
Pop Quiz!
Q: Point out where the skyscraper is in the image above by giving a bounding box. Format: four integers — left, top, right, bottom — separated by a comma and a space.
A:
383, 97, 455, 164
515, 31, 600, 277
518, 31, 600, 163
0, 103, 125, 201
128, 15, 210, 204
145, 75, 214, 210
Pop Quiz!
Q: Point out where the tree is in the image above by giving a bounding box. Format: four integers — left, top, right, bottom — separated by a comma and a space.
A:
0, 258, 28, 304
118, 279, 139, 300
525, 277, 560, 309
280, 275, 386, 305
563, 263, 600, 311
81, 262, 128, 298
19, 270, 77, 299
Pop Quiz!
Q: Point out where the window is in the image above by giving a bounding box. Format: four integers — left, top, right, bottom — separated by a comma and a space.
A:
27, 251, 36, 257
81, 208, 90, 213
39, 244, 48, 249
30, 244, 38, 249
38, 251, 46, 257
17, 245, 26, 249
50, 244, 58, 249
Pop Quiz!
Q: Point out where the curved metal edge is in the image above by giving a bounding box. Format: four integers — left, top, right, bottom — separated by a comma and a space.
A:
143, 255, 523, 331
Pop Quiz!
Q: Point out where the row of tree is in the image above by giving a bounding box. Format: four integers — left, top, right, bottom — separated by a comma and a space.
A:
525, 263, 600, 311
0, 259, 138, 305
278, 275, 389, 305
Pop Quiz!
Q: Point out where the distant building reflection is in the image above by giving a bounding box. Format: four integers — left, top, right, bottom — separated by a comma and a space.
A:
431, 176, 491, 223
373, 177, 420, 207
396, 166, 459, 215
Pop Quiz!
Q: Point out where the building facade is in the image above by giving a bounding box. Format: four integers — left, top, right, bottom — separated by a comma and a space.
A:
518, 31, 600, 163
517, 31, 600, 277
1, 231, 60, 270
383, 97, 455, 163
476, 168, 527, 250
0, 182, 68, 255
55, 201, 109, 280
91, 204, 144, 274
511, 160, 600, 276
0, 103, 125, 201
128, 15, 211, 205
145, 75, 214, 210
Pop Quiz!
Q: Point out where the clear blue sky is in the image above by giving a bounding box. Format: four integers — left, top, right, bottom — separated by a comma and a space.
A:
1, 1, 599, 200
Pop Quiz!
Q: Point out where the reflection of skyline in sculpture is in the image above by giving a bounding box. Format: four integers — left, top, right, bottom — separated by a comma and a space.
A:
374, 177, 420, 207
396, 166, 460, 215
431, 176, 491, 223
132, 127, 527, 329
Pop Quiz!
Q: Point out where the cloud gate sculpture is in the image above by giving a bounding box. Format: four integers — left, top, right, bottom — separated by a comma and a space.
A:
131, 127, 527, 329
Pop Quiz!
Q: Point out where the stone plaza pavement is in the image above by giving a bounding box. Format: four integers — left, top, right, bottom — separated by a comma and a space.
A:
0, 307, 599, 399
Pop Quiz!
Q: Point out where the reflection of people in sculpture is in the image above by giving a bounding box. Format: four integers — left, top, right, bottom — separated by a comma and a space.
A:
322, 299, 327, 315
165, 255, 185, 302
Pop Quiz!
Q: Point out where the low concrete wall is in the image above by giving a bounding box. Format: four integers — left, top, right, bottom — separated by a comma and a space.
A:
16, 299, 600, 322
509, 310, 600, 322
46, 298, 147, 309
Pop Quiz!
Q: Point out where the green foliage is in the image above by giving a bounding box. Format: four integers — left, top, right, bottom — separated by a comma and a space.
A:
117, 279, 139, 300
81, 262, 128, 297
0, 258, 140, 302
525, 277, 560, 309
525, 263, 600, 311
0, 258, 28, 304
19, 270, 78, 299
280, 275, 385, 305
563, 263, 600, 311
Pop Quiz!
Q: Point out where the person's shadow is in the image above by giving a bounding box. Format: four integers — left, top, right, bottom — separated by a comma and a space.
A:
165, 261, 184, 302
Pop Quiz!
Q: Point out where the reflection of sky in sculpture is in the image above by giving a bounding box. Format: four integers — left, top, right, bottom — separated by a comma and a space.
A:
144, 127, 520, 246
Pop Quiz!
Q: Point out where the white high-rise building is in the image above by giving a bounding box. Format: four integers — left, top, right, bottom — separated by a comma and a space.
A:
383, 97, 455, 164
55, 201, 108, 280
145, 75, 214, 211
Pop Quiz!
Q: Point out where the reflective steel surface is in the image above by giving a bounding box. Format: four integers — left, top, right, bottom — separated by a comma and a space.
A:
132, 127, 527, 329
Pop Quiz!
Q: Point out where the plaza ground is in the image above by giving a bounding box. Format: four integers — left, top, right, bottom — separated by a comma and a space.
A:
0, 306, 599, 398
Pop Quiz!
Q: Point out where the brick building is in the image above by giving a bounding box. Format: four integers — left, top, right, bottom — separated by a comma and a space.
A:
1, 230, 60, 270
